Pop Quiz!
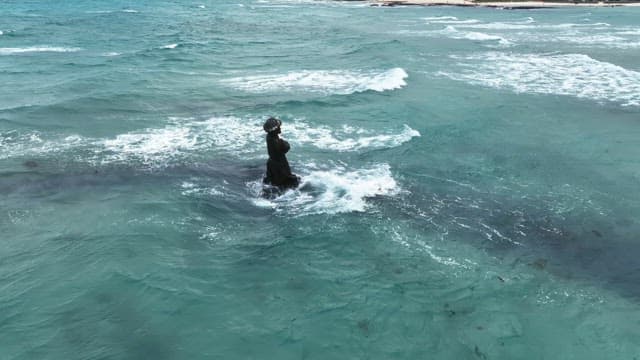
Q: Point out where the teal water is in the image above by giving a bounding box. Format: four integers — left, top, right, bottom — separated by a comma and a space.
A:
2, 1, 640, 358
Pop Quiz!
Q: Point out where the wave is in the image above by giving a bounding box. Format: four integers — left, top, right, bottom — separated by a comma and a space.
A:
1, 116, 420, 165
85, 9, 138, 14
181, 181, 224, 197
423, 16, 458, 21
552, 34, 640, 49
0, 47, 81, 55
395, 27, 511, 46
616, 29, 640, 36
220, 68, 408, 95
438, 52, 640, 107
423, 16, 481, 25
442, 26, 511, 46
445, 21, 636, 48
249, 163, 399, 215
98, 117, 420, 162
423, 16, 532, 28
0, 131, 84, 161
161, 44, 178, 49
452, 20, 611, 31
286, 123, 420, 152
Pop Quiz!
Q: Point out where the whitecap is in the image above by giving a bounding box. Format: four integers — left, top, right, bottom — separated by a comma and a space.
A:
1, 116, 420, 165
616, 29, 640, 35
100, 126, 198, 164
121, 9, 138, 13
554, 34, 634, 47
220, 68, 408, 95
426, 18, 481, 25
162, 44, 178, 49
0, 131, 84, 160
454, 22, 535, 30
286, 123, 420, 152
438, 52, 640, 107
442, 26, 511, 46
180, 181, 224, 197
249, 163, 400, 215
422, 16, 458, 21
0, 47, 81, 55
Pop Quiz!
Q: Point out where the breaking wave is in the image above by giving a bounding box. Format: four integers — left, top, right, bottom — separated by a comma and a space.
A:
0, 47, 81, 55
1, 116, 420, 165
220, 68, 408, 95
438, 52, 640, 107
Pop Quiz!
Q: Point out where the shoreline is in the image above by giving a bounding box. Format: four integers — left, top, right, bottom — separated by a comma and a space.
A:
372, 0, 640, 8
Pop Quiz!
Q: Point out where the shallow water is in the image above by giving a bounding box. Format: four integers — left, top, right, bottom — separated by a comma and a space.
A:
1, 1, 640, 359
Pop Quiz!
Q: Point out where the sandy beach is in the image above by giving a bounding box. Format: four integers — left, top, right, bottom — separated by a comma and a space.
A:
373, 0, 640, 8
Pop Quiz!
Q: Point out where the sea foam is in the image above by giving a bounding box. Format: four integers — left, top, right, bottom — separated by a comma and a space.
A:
423, 16, 481, 25
442, 26, 511, 46
2, 116, 420, 165
286, 123, 420, 152
0, 47, 81, 55
220, 68, 408, 95
249, 163, 399, 215
439, 52, 640, 107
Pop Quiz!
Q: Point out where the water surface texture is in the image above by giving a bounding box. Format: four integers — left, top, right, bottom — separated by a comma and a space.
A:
2, 1, 640, 359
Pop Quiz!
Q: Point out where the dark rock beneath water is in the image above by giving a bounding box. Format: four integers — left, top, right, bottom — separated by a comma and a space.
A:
530, 258, 548, 270
23, 160, 38, 168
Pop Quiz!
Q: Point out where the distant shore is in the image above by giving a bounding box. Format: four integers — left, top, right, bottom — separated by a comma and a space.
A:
372, 0, 640, 8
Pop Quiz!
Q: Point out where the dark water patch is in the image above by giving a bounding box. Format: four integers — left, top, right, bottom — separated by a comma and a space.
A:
54, 288, 177, 360
22, 160, 38, 168
0, 159, 266, 201
392, 176, 640, 301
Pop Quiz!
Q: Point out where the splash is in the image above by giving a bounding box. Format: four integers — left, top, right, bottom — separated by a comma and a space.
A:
249, 163, 399, 215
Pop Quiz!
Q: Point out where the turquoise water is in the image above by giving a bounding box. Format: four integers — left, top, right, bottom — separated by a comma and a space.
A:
2, 0, 640, 358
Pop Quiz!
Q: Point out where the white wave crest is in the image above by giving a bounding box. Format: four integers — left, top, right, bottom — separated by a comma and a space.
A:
250, 163, 399, 215
439, 52, 640, 107
162, 44, 178, 49
443, 26, 512, 46
181, 181, 224, 197
2, 115, 419, 166
422, 16, 458, 21
0, 47, 81, 55
286, 123, 420, 152
424, 16, 480, 25
221, 68, 408, 95
0, 132, 84, 160
616, 29, 640, 35
100, 126, 198, 164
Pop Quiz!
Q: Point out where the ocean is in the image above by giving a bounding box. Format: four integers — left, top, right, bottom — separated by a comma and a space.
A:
1, 0, 640, 358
